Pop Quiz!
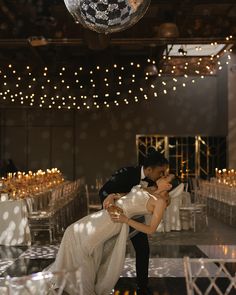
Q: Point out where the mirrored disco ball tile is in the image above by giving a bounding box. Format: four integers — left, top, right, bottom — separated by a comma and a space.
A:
19, 245, 59, 259
0, 260, 15, 276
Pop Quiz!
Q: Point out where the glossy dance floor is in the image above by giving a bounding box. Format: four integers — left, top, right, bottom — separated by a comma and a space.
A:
0, 217, 236, 294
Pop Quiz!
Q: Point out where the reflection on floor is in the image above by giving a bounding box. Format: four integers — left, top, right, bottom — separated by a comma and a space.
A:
0, 217, 236, 294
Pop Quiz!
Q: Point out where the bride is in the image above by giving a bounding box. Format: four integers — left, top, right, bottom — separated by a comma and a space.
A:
50, 175, 177, 295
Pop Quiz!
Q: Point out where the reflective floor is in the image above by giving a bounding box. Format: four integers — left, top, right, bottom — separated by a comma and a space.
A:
0, 216, 236, 294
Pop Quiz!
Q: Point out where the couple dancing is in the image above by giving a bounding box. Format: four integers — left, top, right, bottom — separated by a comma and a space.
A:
51, 151, 180, 295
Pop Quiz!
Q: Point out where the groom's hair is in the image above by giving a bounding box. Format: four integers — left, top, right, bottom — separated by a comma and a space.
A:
143, 150, 169, 168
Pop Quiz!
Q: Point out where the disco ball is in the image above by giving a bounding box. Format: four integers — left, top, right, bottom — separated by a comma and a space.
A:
64, 0, 151, 34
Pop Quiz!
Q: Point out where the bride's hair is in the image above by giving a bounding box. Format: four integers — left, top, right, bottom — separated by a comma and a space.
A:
169, 176, 181, 191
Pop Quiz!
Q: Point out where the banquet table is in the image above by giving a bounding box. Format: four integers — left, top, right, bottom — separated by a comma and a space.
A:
0, 179, 86, 246
0, 199, 31, 246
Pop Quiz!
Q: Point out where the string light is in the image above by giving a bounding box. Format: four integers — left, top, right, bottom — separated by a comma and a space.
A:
0, 42, 233, 110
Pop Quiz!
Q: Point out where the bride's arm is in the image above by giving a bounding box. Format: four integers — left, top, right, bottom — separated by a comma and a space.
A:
111, 198, 167, 235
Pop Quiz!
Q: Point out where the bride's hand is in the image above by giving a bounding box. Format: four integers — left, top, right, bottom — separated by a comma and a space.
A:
110, 212, 129, 224
103, 193, 120, 209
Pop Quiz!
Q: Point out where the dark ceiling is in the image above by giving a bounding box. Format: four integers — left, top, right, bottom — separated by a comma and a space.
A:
0, 0, 235, 62
0, 0, 236, 40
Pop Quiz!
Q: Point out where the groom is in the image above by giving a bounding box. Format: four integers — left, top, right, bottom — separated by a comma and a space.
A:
99, 151, 171, 295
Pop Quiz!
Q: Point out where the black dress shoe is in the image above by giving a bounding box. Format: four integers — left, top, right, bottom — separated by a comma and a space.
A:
136, 287, 153, 295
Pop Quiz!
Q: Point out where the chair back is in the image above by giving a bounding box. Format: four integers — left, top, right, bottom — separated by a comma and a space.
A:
184, 257, 236, 295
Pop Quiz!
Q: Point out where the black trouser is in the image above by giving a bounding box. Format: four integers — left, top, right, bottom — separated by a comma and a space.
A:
130, 231, 149, 289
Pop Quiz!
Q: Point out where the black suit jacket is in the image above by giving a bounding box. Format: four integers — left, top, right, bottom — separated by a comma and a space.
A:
99, 166, 142, 204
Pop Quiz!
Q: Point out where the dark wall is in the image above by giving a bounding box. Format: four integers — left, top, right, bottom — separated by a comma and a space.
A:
0, 71, 228, 184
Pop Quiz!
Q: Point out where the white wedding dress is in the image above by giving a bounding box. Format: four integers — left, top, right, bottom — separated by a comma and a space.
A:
50, 185, 151, 295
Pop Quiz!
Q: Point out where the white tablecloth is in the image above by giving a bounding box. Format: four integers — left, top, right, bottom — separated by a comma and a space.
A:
0, 199, 31, 246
